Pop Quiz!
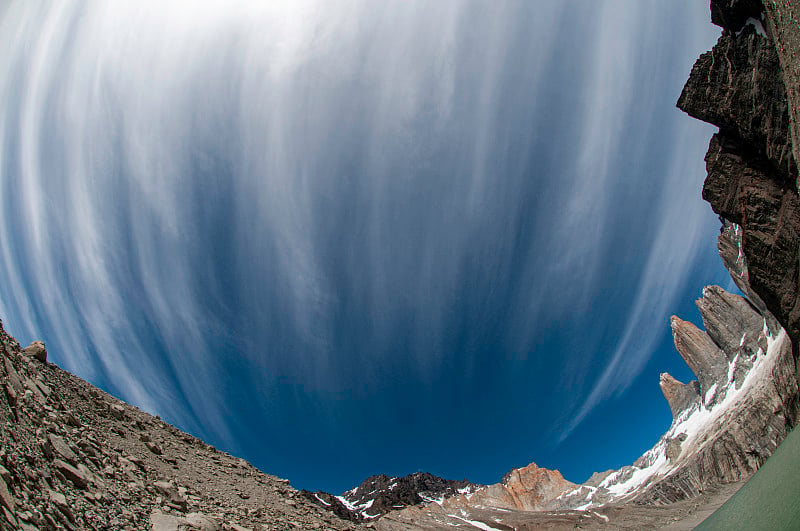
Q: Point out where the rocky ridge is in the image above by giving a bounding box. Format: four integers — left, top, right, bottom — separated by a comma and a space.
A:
0, 322, 363, 531
302, 473, 480, 522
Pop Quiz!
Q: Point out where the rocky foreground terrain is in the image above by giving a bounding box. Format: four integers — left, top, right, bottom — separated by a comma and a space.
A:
0, 323, 364, 531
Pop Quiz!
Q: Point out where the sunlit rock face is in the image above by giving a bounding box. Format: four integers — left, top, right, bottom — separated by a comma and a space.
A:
441, 463, 575, 513
696, 285, 767, 361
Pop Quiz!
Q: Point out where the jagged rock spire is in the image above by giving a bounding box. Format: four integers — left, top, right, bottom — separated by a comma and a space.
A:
669, 316, 729, 397
659, 373, 701, 419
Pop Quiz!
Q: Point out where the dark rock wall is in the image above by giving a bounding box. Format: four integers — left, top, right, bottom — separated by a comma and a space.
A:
678, 1, 800, 379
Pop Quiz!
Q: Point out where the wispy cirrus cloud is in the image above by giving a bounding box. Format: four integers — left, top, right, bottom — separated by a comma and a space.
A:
0, 0, 722, 490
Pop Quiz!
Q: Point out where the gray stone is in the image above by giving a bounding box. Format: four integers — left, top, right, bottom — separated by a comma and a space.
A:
153, 481, 188, 511
670, 316, 730, 396
146, 442, 163, 455
53, 459, 90, 489
109, 404, 126, 420
3, 358, 22, 394
48, 489, 67, 508
184, 512, 222, 530
0, 476, 15, 512
150, 510, 182, 531
47, 433, 78, 464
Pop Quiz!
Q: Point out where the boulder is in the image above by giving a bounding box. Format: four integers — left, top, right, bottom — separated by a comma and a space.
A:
21, 341, 46, 363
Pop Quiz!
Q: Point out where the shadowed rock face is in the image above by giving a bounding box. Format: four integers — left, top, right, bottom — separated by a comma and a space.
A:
677, 9, 800, 357
710, 0, 764, 32
678, 25, 795, 181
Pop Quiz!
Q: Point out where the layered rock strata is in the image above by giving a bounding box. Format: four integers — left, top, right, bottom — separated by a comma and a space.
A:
678, 2, 800, 361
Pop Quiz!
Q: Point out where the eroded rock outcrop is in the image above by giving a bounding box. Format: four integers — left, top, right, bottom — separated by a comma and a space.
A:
465, 462, 575, 513
696, 285, 768, 359
21, 340, 46, 363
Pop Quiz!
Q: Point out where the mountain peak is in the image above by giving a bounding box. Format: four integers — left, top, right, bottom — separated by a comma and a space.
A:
659, 373, 701, 419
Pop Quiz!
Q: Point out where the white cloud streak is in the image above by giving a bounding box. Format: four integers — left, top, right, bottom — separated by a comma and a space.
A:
0, 0, 722, 454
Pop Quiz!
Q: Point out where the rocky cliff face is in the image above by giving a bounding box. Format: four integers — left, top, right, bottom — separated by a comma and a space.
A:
0, 322, 362, 531
678, 2, 800, 363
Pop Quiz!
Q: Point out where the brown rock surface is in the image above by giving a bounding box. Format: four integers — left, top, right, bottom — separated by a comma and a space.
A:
762, 0, 800, 179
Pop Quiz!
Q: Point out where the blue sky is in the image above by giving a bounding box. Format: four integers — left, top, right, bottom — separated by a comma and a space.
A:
0, 1, 729, 492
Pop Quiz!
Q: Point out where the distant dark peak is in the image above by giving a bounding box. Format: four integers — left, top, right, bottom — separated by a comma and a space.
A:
304, 471, 480, 522
710, 0, 764, 32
